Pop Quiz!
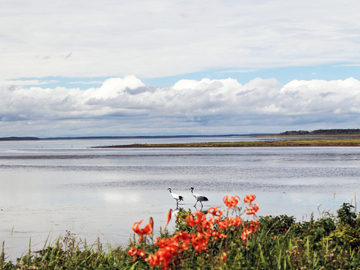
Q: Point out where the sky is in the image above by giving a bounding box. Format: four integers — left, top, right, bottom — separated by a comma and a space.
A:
1, 0, 360, 137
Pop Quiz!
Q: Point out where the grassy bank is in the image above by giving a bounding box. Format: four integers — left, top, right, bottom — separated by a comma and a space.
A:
93, 138, 360, 148
1, 196, 360, 269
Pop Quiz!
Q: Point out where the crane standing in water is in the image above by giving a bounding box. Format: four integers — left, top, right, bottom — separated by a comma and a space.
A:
167, 188, 184, 206
189, 187, 208, 207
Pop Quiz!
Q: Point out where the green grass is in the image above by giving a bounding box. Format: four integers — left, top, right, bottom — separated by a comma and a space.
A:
1, 203, 360, 269
93, 138, 360, 148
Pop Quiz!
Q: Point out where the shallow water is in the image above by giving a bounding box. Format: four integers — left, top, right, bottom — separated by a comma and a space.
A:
0, 136, 359, 260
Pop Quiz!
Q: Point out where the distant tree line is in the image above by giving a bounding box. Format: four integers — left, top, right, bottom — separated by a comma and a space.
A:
0, 136, 40, 141
280, 129, 360, 135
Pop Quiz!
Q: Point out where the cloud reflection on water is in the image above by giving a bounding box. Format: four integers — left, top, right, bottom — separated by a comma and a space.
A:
1, 140, 360, 260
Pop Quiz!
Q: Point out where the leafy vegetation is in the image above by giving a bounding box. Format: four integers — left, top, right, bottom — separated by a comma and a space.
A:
1, 199, 360, 269
280, 129, 360, 136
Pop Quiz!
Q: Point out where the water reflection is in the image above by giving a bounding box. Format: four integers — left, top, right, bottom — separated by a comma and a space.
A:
1, 139, 360, 260
172, 206, 184, 220
194, 206, 209, 214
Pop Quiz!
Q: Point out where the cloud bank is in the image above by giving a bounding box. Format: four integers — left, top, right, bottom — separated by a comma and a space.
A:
1, 0, 360, 80
1, 76, 360, 137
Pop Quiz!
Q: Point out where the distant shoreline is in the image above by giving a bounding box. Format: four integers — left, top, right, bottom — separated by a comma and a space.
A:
92, 138, 360, 148
0, 134, 269, 141
3, 129, 360, 143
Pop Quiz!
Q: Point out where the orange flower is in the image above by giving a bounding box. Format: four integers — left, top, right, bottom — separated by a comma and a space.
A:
222, 252, 227, 261
185, 214, 196, 227
128, 247, 137, 256
148, 245, 179, 270
192, 232, 209, 252
174, 230, 190, 242
174, 230, 191, 251
132, 217, 154, 243
146, 254, 161, 268
245, 204, 259, 215
241, 229, 249, 244
128, 247, 146, 262
251, 219, 260, 230
166, 209, 172, 226
156, 248, 174, 270
211, 230, 228, 240
200, 216, 214, 232
185, 211, 206, 228
164, 242, 179, 254
230, 216, 242, 227
137, 248, 146, 259
241, 220, 260, 245
156, 237, 175, 248
223, 195, 241, 208
244, 194, 256, 204
216, 217, 231, 229
208, 206, 223, 217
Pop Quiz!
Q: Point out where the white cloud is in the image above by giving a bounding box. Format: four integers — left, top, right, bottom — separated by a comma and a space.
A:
1, 0, 360, 80
1, 76, 360, 136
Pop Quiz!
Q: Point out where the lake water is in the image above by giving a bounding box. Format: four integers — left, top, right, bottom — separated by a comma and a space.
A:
0, 136, 359, 260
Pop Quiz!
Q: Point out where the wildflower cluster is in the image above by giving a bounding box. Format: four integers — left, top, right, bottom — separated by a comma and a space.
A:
128, 194, 259, 269
4, 201, 360, 269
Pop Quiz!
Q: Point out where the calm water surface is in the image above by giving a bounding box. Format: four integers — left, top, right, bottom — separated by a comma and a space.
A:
0, 136, 359, 259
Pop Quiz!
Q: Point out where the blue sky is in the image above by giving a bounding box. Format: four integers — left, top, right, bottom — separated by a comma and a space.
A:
146, 64, 360, 88
9, 64, 360, 90
1, 0, 360, 137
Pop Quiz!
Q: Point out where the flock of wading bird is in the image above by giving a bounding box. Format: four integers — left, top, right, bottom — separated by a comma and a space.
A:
167, 187, 209, 209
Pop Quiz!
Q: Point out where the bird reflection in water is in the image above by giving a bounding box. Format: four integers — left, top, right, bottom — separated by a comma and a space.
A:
173, 206, 184, 219
194, 205, 208, 215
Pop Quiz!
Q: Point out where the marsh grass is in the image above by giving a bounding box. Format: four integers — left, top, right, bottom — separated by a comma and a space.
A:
94, 138, 360, 148
1, 203, 360, 269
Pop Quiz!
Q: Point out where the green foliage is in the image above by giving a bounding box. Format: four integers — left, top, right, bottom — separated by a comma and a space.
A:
174, 208, 192, 232
1, 204, 360, 269
337, 203, 357, 227
259, 214, 296, 235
